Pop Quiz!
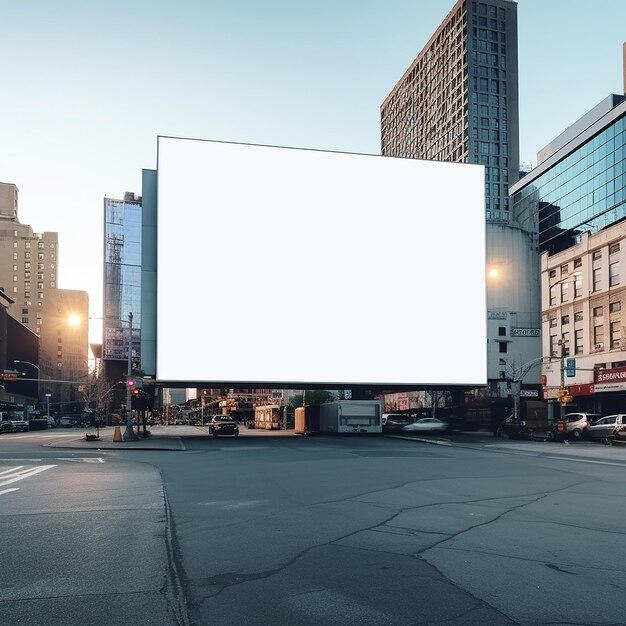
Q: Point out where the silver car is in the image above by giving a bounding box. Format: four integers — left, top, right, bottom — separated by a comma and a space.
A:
558, 413, 601, 439
402, 417, 448, 433
588, 414, 626, 442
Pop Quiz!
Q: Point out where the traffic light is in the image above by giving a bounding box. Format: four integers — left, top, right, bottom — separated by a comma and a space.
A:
127, 377, 136, 389
132, 387, 140, 396
557, 388, 573, 405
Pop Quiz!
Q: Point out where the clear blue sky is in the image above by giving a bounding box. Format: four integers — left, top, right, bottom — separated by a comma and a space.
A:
1, 0, 625, 341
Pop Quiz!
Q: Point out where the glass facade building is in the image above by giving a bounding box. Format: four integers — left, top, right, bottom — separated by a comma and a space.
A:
103, 193, 142, 365
512, 95, 626, 255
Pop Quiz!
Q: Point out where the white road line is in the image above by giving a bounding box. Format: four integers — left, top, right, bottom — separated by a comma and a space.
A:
0, 465, 56, 488
7, 433, 79, 439
0, 488, 20, 496
56, 457, 105, 463
545, 456, 626, 467
0, 466, 23, 476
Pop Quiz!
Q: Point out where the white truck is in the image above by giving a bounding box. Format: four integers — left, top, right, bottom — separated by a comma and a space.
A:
318, 400, 383, 434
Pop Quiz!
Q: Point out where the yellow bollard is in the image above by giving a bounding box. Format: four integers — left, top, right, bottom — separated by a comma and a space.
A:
113, 425, 122, 442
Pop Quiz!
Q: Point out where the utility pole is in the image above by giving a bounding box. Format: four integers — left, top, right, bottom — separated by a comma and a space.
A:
559, 339, 566, 421
123, 312, 137, 441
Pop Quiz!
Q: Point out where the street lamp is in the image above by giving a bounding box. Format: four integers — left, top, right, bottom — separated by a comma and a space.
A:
13, 359, 40, 377
45, 393, 51, 420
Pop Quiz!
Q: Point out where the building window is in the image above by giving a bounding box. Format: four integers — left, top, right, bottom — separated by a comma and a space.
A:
498, 342, 507, 353
561, 332, 570, 357
610, 301, 621, 313
574, 273, 582, 298
610, 243, 620, 255
560, 264, 568, 276
25, 242, 31, 249
575, 329, 583, 355
549, 269, 556, 278
549, 318, 557, 327
561, 315, 570, 325
22, 317, 28, 324
498, 326, 506, 336
560, 282, 569, 302
609, 262, 620, 287
574, 311, 583, 322
38, 242, 44, 249
593, 306, 603, 317
550, 334, 558, 357
593, 250, 602, 261
593, 268, 602, 291
549, 285, 557, 306
574, 258, 582, 268
594, 325, 604, 347
610, 322, 621, 349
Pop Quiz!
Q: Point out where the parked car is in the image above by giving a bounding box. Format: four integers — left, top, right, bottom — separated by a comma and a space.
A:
1, 420, 15, 434
209, 415, 239, 437
59, 416, 75, 428
4, 411, 29, 432
588, 414, 626, 442
555, 413, 601, 440
401, 417, 448, 433
382, 414, 411, 432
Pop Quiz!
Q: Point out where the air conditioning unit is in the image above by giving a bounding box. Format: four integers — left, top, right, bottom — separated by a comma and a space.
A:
594, 342, 604, 350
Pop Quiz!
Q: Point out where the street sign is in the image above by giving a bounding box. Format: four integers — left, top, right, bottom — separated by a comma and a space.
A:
0, 372, 17, 381
566, 358, 576, 377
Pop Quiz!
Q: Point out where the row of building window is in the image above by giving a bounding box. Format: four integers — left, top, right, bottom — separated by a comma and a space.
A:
550, 302, 622, 327
549, 264, 620, 305
12, 251, 55, 260
550, 324, 622, 356
12, 263, 54, 271
471, 2, 507, 21
12, 240, 55, 249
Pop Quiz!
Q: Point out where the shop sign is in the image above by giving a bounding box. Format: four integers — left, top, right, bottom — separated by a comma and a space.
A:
520, 389, 539, 398
595, 381, 626, 393
569, 383, 595, 396
595, 366, 626, 384
542, 388, 561, 400
511, 328, 540, 337
488, 311, 508, 320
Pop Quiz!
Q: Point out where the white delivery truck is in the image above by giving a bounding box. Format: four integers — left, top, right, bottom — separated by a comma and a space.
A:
318, 400, 383, 434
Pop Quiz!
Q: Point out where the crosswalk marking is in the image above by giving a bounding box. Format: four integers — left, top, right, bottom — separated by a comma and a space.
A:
0, 465, 56, 489
0, 488, 20, 496
0, 466, 24, 477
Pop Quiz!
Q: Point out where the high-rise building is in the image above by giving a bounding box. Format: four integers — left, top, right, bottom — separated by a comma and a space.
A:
380, 0, 540, 420
0, 182, 88, 411
0, 182, 59, 337
40, 289, 89, 410
103, 192, 142, 384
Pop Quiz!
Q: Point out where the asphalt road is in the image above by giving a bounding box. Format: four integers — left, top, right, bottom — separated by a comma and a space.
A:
2, 428, 626, 625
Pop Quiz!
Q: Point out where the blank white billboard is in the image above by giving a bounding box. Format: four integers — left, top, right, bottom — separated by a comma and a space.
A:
156, 137, 486, 386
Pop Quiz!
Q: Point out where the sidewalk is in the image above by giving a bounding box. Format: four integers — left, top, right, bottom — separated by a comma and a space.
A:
44, 426, 186, 451
43, 424, 295, 450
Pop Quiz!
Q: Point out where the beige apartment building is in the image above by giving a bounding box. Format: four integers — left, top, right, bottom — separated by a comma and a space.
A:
0, 182, 88, 409
0, 182, 59, 334
541, 221, 626, 416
